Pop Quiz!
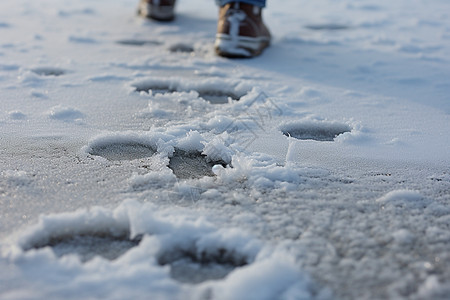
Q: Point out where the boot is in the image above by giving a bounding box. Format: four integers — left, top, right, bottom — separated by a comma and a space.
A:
137, 0, 176, 22
215, 2, 271, 58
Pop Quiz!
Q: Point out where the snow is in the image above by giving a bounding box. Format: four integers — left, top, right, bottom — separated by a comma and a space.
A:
1, 0, 449, 299
376, 189, 429, 209
3, 201, 309, 300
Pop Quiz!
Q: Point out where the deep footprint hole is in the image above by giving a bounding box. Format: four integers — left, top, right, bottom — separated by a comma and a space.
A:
169, 149, 227, 179
158, 247, 247, 284
89, 142, 157, 161
31, 67, 66, 76
132, 82, 247, 104
281, 122, 352, 141
26, 233, 142, 263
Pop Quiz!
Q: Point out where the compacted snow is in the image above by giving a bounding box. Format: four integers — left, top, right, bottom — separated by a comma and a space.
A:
1, 0, 449, 299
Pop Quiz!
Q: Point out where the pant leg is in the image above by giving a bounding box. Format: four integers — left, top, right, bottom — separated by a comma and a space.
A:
216, 0, 266, 8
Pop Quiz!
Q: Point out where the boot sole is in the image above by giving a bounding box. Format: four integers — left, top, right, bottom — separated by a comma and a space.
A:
215, 34, 270, 58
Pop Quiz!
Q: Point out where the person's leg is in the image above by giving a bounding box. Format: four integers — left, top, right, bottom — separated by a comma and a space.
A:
215, 1, 271, 58
216, 0, 266, 8
137, 0, 177, 21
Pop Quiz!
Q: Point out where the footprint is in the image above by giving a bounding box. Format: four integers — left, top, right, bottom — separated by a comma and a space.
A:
32, 67, 66, 76
158, 246, 247, 284
281, 121, 351, 141
133, 82, 175, 95
169, 149, 227, 179
26, 233, 142, 262
88, 142, 157, 161
8, 111, 27, 120
116, 39, 162, 46
169, 43, 194, 53
57, 8, 96, 17
68, 36, 97, 44
18, 203, 263, 285
132, 80, 247, 104
86, 137, 226, 176
195, 89, 243, 104
305, 24, 350, 31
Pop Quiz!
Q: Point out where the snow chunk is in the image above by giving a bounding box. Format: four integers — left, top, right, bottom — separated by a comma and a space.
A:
30, 90, 49, 99
2, 170, 33, 186
214, 154, 305, 190
392, 229, 415, 245
17, 71, 45, 87
376, 190, 429, 209
198, 247, 315, 300
203, 135, 234, 164
205, 115, 237, 133
129, 171, 176, 191
176, 131, 205, 152
48, 105, 84, 123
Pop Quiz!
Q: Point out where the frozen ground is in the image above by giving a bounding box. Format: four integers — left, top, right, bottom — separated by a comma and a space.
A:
0, 0, 449, 299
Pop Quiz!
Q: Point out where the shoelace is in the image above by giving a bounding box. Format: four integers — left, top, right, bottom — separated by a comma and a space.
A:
226, 9, 247, 39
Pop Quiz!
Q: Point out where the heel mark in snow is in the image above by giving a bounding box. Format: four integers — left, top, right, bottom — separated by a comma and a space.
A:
169, 149, 227, 179
158, 247, 247, 284
26, 233, 142, 262
89, 142, 156, 161
32, 67, 66, 77
281, 121, 351, 141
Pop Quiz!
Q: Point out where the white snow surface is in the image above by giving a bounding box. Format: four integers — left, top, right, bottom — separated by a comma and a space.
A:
1, 0, 449, 299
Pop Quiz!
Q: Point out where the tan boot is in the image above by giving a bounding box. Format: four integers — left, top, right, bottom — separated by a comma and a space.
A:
137, 0, 176, 22
215, 2, 271, 58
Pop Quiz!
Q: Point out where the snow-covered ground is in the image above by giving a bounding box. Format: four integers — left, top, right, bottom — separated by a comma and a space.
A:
1, 0, 449, 299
